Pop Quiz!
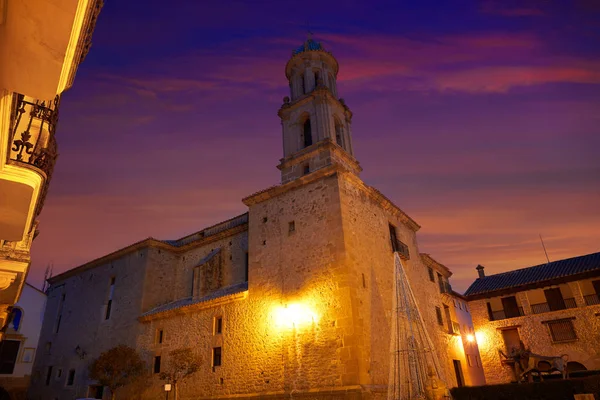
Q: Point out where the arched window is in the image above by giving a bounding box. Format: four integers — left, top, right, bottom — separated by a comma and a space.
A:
314, 70, 321, 88
300, 75, 305, 95
9, 308, 23, 331
303, 119, 312, 148
335, 119, 344, 147
328, 73, 336, 94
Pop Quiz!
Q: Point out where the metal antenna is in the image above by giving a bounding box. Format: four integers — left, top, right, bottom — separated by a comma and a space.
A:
539, 234, 550, 263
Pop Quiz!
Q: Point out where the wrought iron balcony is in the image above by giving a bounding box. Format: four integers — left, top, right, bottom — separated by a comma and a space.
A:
584, 294, 600, 306
530, 297, 577, 314
7, 94, 60, 220
491, 307, 525, 321
392, 239, 410, 260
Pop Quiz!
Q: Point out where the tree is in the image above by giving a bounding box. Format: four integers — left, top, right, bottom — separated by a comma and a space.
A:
89, 345, 146, 400
159, 348, 201, 400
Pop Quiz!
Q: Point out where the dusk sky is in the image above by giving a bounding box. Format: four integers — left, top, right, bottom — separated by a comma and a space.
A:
29, 0, 600, 292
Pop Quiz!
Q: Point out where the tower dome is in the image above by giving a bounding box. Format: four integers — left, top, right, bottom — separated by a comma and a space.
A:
292, 38, 325, 55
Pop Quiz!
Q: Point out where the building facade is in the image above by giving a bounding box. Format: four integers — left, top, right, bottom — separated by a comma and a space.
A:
465, 252, 600, 385
0, 283, 47, 398
0, 0, 103, 334
29, 38, 485, 400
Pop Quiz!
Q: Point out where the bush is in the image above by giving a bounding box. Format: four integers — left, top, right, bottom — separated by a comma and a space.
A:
450, 376, 600, 400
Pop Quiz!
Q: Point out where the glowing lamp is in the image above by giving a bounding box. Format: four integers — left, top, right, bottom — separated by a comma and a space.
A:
274, 303, 319, 329
466, 334, 475, 343
475, 331, 486, 347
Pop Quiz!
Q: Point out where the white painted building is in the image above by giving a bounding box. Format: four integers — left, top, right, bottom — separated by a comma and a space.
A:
0, 283, 47, 397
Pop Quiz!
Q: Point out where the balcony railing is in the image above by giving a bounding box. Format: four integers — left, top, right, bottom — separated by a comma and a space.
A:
451, 321, 461, 335
584, 294, 600, 306
491, 307, 525, 321
392, 239, 410, 260
9, 94, 60, 177
530, 297, 577, 314
438, 280, 453, 294
8, 94, 60, 219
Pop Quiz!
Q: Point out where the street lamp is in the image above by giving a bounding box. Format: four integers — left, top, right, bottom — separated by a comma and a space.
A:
164, 383, 172, 400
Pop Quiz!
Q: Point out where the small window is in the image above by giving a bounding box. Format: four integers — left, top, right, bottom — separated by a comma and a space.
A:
547, 319, 577, 342
56, 368, 62, 379
427, 267, 435, 282
435, 307, 443, 326
467, 354, 474, 367
303, 165, 310, 175
212, 347, 222, 367
288, 221, 295, 233
45, 342, 52, 354
303, 119, 312, 148
389, 224, 398, 251
244, 252, 249, 282
67, 369, 75, 386
262, 217, 268, 223
156, 329, 164, 344
214, 317, 223, 335
105, 277, 116, 320
153, 356, 161, 374
46, 366, 53, 386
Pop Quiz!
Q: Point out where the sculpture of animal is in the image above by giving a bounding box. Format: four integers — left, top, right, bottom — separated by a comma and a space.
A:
520, 351, 569, 382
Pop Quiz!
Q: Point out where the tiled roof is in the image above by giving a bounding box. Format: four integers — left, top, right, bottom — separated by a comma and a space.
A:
293, 38, 325, 55
141, 281, 248, 318
464, 252, 600, 298
161, 213, 248, 248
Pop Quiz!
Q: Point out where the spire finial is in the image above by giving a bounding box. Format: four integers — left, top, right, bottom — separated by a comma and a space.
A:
306, 21, 313, 40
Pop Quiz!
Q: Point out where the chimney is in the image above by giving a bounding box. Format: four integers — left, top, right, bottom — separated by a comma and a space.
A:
476, 264, 485, 279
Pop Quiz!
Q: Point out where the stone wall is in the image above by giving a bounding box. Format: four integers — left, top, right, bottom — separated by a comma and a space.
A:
336, 171, 485, 389
469, 292, 600, 385
28, 248, 150, 399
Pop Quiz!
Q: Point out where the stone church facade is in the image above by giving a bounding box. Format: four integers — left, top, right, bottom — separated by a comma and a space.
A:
29, 38, 485, 400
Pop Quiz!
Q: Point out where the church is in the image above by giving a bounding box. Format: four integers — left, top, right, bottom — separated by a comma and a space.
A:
29, 37, 485, 400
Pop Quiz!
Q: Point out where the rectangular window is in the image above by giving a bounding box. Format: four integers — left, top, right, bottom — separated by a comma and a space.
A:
389, 224, 398, 251
153, 356, 161, 374
501, 328, 521, 354
467, 354, 473, 367
547, 319, 577, 342
156, 329, 164, 344
214, 317, 223, 335
56, 368, 62, 379
544, 288, 566, 311
46, 366, 53, 386
437, 273, 444, 293
105, 277, 116, 320
435, 307, 443, 326
244, 252, 249, 282
428, 267, 435, 282
501, 296, 521, 318
453, 360, 465, 387
0, 340, 21, 374
443, 305, 452, 333
55, 293, 66, 333
212, 347, 222, 367
67, 369, 75, 386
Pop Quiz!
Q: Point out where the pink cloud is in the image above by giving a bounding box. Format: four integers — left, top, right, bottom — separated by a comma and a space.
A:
433, 66, 600, 93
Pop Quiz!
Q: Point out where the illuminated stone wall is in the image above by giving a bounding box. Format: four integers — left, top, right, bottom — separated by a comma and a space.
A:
469, 285, 600, 385
336, 171, 486, 393
30, 166, 486, 400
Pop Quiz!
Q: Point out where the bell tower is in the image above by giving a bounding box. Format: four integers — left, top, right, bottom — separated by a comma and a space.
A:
277, 36, 361, 184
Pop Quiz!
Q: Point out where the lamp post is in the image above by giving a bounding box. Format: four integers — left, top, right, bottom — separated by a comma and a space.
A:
164, 383, 172, 400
